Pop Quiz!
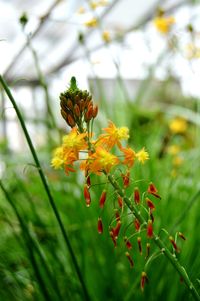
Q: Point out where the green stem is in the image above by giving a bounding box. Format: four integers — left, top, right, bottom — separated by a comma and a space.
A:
0, 75, 90, 301
106, 173, 200, 301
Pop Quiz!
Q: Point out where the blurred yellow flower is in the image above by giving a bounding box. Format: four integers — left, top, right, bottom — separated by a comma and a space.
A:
89, 0, 109, 9
153, 16, 175, 34
167, 145, 180, 155
102, 30, 111, 43
77, 6, 85, 14
136, 148, 149, 164
51, 147, 65, 169
185, 43, 200, 60
169, 117, 188, 134
172, 155, 183, 167
84, 18, 98, 28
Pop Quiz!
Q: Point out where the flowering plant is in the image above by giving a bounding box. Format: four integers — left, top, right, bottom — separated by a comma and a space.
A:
51, 77, 199, 298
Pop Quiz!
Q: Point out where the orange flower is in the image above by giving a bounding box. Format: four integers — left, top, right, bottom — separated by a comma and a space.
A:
99, 121, 129, 150
121, 147, 136, 168
89, 147, 120, 174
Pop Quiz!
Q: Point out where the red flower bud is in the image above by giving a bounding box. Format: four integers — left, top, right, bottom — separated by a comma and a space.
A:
97, 217, 103, 234
134, 187, 140, 204
124, 237, 132, 249
117, 196, 123, 208
115, 210, 120, 222
145, 243, 150, 259
122, 171, 130, 188
99, 190, 107, 208
125, 252, 134, 268
169, 236, 180, 252
147, 220, 153, 238
86, 175, 91, 187
146, 198, 155, 212
178, 232, 186, 241
134, 218, 140, 231
112, 221, 121, 238
137, 236, 142, 255
147, 182, 161, 199
110, 230, 117, 247
83, 184, 91, 207
141, 272, 148, 291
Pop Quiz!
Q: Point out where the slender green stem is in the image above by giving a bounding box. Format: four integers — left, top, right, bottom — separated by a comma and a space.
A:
0, 75, 90, 301
106, 173, 200, 301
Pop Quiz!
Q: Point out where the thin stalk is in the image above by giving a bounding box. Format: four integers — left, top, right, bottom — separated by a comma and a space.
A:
0, 75, 90, 301
106, 173, 200, 301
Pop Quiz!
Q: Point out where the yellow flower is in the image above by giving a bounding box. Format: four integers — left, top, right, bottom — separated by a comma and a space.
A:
102, 30, 111, 43
62, 128, 87, 151
169, 117, 188, 134
172, 156, 183, 167
77, 6, 85, 14
99, 121, 129, 149
89, 1, 99, 9
185, 43, 200, 60
84, 18, 98, 28
51, 147, 65, 169
167, 145, 180, 155
136, 148, 149, 164
89, 147, 119, 174
153, 16, 175, 34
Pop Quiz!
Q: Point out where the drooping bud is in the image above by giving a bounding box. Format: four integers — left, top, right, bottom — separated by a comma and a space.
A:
169, 236, 180, 252
83, 184, 91, 207
134, 187, 140, 204
178, 232, 186, 241
86, 175, 91, 187
112, 221, 121, 238
122, 171, 130, 188
98, 217, 103, 234
147, 182, 161, 199
146, 198, 155, 212
117, 196, 123, 208
137, 236, 142, 255
125, 252, 134, 268
124, 237, 132, 249
145, 243, 150, 259
110, 230, 117, 247
140, 272, 148, 291
147, 220, 153, 238
99, 190, 107, 208
150, 212, 155, 223
115, 210, 120, 222
134, 218, 140, 232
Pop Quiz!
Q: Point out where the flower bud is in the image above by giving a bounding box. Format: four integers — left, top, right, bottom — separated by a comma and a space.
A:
98, 217, 103, 234
147, 220, 153, 238
134, 187, 140, 204
99, 190, 107, 208
125, 252, 134, 268
84, 184, 91, 207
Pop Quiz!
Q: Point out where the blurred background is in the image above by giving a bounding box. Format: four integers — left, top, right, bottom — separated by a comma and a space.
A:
0, 0, 200, 300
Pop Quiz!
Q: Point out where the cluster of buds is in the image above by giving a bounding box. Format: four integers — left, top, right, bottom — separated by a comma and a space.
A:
52, 77, 186, 293
60, 77, 98, 128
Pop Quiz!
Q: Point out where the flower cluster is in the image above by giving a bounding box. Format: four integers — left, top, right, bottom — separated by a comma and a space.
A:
51, 78, 185, 292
